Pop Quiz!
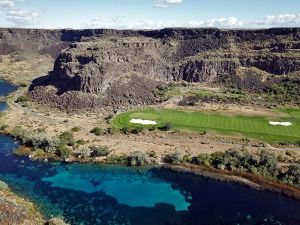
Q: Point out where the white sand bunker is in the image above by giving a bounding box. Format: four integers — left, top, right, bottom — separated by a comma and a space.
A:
129, 119, 157, 125
269, 121, 292, 126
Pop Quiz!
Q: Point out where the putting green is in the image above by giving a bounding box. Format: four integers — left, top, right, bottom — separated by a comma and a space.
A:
112, 108, 300, 143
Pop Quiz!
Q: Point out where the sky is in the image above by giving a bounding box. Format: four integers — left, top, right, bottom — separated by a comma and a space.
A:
0, 0, 300, 29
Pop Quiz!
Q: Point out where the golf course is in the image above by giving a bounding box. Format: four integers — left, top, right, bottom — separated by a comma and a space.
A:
112, 108, 300, 143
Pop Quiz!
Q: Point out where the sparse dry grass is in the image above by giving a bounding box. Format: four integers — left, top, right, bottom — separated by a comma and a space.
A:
0, 52, 53, 85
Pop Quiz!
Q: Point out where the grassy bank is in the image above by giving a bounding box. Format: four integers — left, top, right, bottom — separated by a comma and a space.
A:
112, 108, 300, 143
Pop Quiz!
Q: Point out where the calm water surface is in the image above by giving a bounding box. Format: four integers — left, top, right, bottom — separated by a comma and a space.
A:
0, 80, 300, 225
0, 79, 18, 111
0, 80, 18, 97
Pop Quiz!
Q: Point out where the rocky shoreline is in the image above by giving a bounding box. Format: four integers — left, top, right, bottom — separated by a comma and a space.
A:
0, 180, 69, 225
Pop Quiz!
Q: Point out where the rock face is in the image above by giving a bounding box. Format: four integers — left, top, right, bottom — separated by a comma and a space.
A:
0, 189, 44, 225
1, 28, 300, 110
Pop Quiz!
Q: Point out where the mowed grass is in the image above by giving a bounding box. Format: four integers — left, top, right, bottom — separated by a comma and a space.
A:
112, 108, 300, 143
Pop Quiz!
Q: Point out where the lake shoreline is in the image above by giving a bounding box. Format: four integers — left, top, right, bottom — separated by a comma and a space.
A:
4, 136, 300, 204
164, 163, 300, 201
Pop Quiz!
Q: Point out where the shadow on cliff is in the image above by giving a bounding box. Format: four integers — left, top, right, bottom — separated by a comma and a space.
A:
29, 72, 81, 95
29, 74, 51, 91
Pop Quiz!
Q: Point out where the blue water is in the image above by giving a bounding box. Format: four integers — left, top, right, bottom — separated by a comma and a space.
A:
0, 80, 300, 225
0, 80, 18, 97
0, 79, 18, 111
0, 102, 7, 111
0, 135, 300, 225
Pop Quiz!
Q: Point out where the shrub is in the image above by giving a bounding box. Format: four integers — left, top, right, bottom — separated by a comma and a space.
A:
36, 128, 46, 133
0, 124, 9, 130
183, 154, 192, 163
120, 127, 130, 134
194, 153, 211, 166
107, 127, 118, 134
19, 82, 27, 87
105, 114, 114, 123
71, 127, 80, 132
58, 146, 72, 159
76, 139, 87, 145
283, 164, 300, 185
147, 150, 157, 158
210, 152, 227, 170
127, 151, 151, 166
163, 149, 184, 164
11, 127, 61, 152
159, 123, 173, 131
59, 132, 75, 147
106, 153, 128, 164
209, 149, 258, 171
27, 134, 60, 153
11, 127, 34, 144
131, 127, 144, 134
15, 95, 30, 103
37, 135, 61, 153
75, 146, 91, 159
258, 150, 279, 177
90, 145, 111, 157
90, 127, 103, 136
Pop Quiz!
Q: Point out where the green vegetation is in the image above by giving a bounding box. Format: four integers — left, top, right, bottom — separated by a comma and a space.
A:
119, 126, 145, 134
191, 89, 215, 98
106, 153, 128, 164
11, 127, 61, 153
57, 146, 72, 159
10, 127, 114, 161
163, 149, 185, 164
76, 139, 87, 145
191, 148, 300, 188
153, 83, 181, 102
71, 127, 80, 132
90, 127, 103, 136
127, 151, 151, 166
267, 80, 300, 105
15, 95, 30, 103
75, 146, 91, 159
179, 88, 245, 106
90, 145, 111, 157
0, 124, 9, 130
112, 108, 300, 143
104, 114, 114, 123
59, 131, 75, 147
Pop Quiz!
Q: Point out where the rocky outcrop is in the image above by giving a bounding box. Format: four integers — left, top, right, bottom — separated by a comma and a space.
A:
2, 27, 298, 110
0, 188, 44, 225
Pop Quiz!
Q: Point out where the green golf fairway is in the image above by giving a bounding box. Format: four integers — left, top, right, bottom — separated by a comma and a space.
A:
112, 108, 300, 143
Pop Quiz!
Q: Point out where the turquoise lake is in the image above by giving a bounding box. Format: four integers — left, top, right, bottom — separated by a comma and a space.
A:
0, 79, 300, 225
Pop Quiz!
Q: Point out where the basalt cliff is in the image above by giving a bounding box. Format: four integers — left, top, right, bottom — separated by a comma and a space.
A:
1, 28, 300, 110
